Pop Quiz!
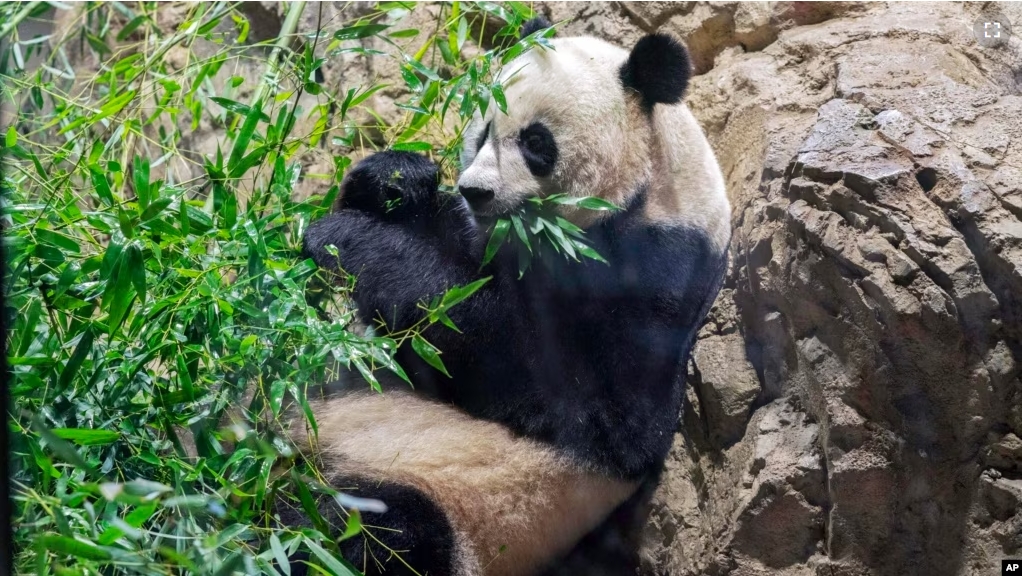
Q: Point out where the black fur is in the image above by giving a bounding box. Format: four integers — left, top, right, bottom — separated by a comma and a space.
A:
337, 151, 441, 222
277, 477, 455, 576
520, 16, 552, 39
302, 152, 726, 480
300, 149, 726, 574
519, 122, 558, 177
619, 33, 692, 111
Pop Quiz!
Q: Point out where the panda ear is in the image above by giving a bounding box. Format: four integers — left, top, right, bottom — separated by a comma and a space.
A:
520, 17, 552, 39
619, 33, 691, 110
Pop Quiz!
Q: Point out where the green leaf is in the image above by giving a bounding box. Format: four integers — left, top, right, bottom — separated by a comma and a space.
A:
140, 197, 173, 221
576, 242, 609, 264
491, 84, 507, 114
403, 55, 441, 81
90, 168, 115, 206
5, 125, 16, 147
37, 534, 112, 561
126, 243, 146, 303
456, 16, 469, 51
227, 145, 268, 178
577, 197, 621, 211
50, 428, 120, 446
116, 15, 148, 41
124, 503, 157, 528
304, 539, 359, 576
58, 326, 94, 392
339, 510, 362, 541
36, 229, 80, 254
546, 195, 621, 211
85, 32, 111, 56
211, 97, 270, 122
270, 534, 291, 576
390, 141, 432, 152
266, 379, 286, 416
60, 90, 136, 134
176, 355, 195, 399
400, 66, 423, 93
388, 28, 419, 38
32, 416, 100, 479
440, 277, 490, 309
554, 216, 584, 236
411, 334, 450, 377
510, 214, 531, 254
133, 156, 150, 208
227, 98, 265, 173
543, 217, 575, 258
346, 83, 387, 111
104, 249, 137, 334
333, 24, 390, 41
481, 218, 511, 267
240, 334, 258, 353
433, 309, 459, 332
293, 474, 331, 536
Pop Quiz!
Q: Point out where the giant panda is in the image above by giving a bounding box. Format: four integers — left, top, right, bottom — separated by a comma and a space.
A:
284, 18, 731, 576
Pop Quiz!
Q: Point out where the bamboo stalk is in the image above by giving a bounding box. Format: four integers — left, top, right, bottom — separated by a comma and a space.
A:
249, 1, 308, 111
0, 1, 43, 40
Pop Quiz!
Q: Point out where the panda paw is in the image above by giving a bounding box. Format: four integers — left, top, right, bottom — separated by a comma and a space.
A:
338, 151, 442, 218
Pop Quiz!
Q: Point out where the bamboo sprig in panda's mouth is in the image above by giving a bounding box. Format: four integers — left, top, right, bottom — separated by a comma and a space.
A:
479, 193, 621, 277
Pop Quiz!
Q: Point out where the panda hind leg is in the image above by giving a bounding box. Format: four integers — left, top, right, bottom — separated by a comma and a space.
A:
276, 477, 458, 576
537, 476, 660, 576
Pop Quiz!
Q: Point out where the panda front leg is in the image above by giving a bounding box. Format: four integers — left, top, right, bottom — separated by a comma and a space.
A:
302, 151, 491, 338
303, 209, 477, 330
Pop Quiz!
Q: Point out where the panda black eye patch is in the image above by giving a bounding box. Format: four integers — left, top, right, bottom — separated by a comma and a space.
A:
475, 120, 491, 154
518, 122, 557, 177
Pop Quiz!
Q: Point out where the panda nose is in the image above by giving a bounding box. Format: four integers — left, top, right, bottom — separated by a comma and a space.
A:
459, 186, 495, 207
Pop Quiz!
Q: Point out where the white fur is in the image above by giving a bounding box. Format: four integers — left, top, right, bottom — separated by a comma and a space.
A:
293, 392, 637, 576
459, 36, 731, 251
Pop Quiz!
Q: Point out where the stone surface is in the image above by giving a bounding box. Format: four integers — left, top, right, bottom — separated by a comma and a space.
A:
630, 2, 1022, 575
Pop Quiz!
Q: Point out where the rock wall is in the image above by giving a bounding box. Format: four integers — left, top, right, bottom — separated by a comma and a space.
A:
557, 2, 1022, 574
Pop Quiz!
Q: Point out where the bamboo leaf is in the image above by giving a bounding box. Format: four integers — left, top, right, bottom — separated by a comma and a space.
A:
50, 428, 120, 446
481, 218, 511, 267
133, 156, 150, 208
577, 197, 621, 211
440, 276, 490, 308
227, 99, 265, 172
32, 416, 100, 479
57, 326, 94, 392
339, 510, 362, 541
334, 24, 389, 40
390, 141, 432, 152
37, 534, 112, 561
211, 97, 270, 122
304, 539, 359, 576
90, 168, 115, 206
411, 334, 450, 377
116, 15, 148, 41
270, 533, 291, 576
126, 243, 146, 303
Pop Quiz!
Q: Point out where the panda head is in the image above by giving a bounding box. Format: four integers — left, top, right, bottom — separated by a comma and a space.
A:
458, 23, 695, 225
